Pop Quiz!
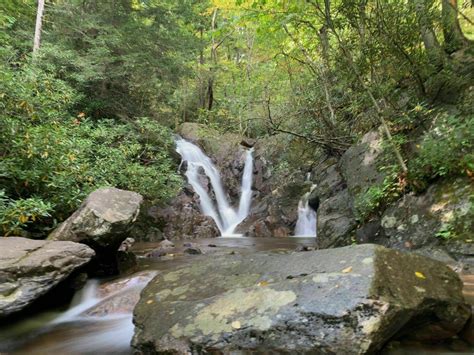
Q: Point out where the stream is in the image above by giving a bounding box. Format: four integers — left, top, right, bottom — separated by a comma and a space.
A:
0, 237, 472, 354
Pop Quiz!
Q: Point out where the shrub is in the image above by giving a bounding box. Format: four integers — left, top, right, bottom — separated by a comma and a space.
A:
409, 114, 474, 186
0, 54, 181, 236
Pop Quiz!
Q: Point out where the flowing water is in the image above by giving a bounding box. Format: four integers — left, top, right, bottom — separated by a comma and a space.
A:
176, 139, 254, 236
294, 191, 317, 237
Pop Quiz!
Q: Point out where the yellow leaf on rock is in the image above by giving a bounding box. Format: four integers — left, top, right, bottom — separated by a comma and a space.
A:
257, 281, 269, 287
231, 321, 241, 329
342, 266, 352, 273
415, 272, 426, 279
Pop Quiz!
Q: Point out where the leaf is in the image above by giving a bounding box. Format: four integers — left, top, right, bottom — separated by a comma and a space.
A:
146, 299, 154, 304
257, 280, 269, 287
342, 266, 352, 273
231, 321, 241, 329
415, 271, 426, 279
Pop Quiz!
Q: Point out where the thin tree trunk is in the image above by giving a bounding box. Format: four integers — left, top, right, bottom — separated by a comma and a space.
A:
442, 0, 468, 53
205, 8, 218, 111
414, 0, 445, 67
33, 0, 45, 53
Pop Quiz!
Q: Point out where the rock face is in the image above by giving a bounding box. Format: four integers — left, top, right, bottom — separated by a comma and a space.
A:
132, 244, 470, 354
237, 181, 310, 237
49, 187, 143, 274
370, 177, 474, 271
148, 187, 220, 240
0, 237, 94, 317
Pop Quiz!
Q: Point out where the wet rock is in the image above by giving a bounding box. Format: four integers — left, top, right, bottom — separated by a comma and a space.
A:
85, 271, 157, 317
294, 245, 315, 252
48, 187, 143, 275
149, 191, 220, 240
317, 189, 357, 248
145, 240, 176, 258
308, 194, 320, 212
159, 240, 175, 249
0, 237, 94, 317
117, 251, 137, 274
238, 181, 309, 237
118, 237, 135, 252
184, 247, 203, 255
240, 138, 256, 148
132, 244, 470, 354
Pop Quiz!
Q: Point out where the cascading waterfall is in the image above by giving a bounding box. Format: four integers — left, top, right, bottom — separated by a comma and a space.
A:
176, 138, 254, 237
294, 189, 317, 238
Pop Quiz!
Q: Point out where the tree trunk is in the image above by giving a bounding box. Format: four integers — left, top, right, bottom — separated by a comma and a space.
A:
414, 0, 445, 67
204, 9, 218, 111
33, 0, 45, 53
442, 0, 467, 53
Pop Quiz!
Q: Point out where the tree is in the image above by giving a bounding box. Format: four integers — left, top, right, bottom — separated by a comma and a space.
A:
442, 0, 469, 52
32, 0, 44, 53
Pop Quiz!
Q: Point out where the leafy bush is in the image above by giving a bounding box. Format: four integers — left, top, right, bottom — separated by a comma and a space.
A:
354, 168, 403, 222
409, 114, 474, 187
0, 191, 53, 236
0, 54, 181, 237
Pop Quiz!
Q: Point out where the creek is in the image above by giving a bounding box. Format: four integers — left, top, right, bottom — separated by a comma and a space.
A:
0, 237, 472, 354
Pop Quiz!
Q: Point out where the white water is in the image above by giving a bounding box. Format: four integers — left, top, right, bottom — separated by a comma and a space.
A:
176, 138, 254, 237
294, 191, 317, 238
35, 274, 154, 353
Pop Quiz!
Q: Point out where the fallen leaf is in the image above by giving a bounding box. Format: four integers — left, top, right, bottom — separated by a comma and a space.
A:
146, 300, 154, 304
342, 266, 352, 273
231, 321, 241, 329
258, 281, 269, 287
415, 271, 426, 279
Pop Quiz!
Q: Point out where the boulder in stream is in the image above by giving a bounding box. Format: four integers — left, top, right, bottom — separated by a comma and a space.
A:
0, 237, 94, 318
132, 244, 471, 354
49, 187, 143, 274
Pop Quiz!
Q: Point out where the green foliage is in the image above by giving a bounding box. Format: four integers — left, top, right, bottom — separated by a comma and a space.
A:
435, 223, 455, 241
354, 168, 403, 222
409, 114, 474, 186
436, 195, 474, 242
0, 53, 182, 237
0, 191, 53, 236
35, 0, 206, 121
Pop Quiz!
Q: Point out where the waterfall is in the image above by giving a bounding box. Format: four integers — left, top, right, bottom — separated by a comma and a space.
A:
176, 138, 254, 237
294, 190, 317, 238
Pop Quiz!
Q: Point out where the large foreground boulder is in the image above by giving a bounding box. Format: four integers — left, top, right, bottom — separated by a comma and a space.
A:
0, 237, 94, 317
132, 244, 470, 354
49, 187, 143, 274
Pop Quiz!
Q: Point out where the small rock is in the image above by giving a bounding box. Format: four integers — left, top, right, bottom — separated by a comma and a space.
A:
295, 245, 314, 252
184, 247, 202, 255
159, 239, 175, 249
240, 138, 256, 148
118, 237, 135, 252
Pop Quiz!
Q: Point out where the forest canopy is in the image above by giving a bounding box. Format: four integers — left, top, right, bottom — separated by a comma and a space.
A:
1, 0, 473, 236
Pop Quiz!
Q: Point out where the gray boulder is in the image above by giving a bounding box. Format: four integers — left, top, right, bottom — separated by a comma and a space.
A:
132, 244, 470, 354
0, 237, 94, 317
49, 187, 143, 274
340, 129, 386, 202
